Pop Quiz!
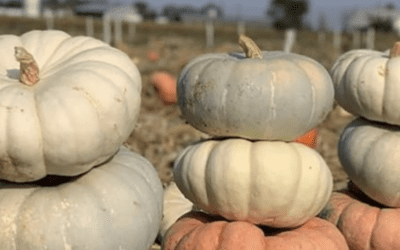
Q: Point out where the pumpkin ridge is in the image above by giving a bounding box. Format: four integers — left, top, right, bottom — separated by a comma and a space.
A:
191, 142, 213, 209
304, 148, 331, 219
42, 38, 105, 73
382, 57, 393, 119
353, 55, 373, 115
183, 58, 216, 116
215, 220, 230, 248
222, 60, 238, 126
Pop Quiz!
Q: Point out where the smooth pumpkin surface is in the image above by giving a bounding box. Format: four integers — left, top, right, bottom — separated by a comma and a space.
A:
331, 42, 400, 125
294, 128, 318, 148
162, 211, 349, 250
177, 36, 334, 140
0, 30, 142, 182
150, 71, 177, 105
338, 117, 400, 207
0, 146, 163, 250
319, 181, 400, 250
174, 138, 333, 228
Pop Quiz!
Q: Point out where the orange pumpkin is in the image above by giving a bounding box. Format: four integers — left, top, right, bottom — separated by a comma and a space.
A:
319, 181, 400, 250
163, 211, 348, 250
294, 128, 318, 148
150, 71, 177, 105
147, 51, 159, 61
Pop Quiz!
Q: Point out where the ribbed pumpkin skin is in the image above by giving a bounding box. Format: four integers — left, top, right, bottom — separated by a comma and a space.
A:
177, 51, 334, 140
162, 211, 349, 250
0, 147, 163, 250
0, 30, 141, 182
331, 49, 400, 125
174, 138, 333, 228
338, 117, 400, 207
320, 182, 400, 250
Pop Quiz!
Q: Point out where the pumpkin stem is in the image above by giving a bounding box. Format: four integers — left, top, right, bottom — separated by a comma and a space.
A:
389, 41, 400, 58
238, 35, 262, 59
14, 47, 40, 85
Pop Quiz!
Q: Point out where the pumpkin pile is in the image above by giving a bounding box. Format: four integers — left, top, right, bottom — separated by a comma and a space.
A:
319, 41, 400, 249
0, 30, 163, 249
162, 35, 344, 249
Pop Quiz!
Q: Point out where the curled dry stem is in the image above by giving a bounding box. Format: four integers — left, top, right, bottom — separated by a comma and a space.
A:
15, 47, 40, 85
238, 35, 262, 59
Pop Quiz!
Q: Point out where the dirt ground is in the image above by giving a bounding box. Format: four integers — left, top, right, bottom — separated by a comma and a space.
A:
115, 34, 359, 249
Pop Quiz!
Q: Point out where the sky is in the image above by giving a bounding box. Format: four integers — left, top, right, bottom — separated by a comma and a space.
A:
113, 0, 398, 30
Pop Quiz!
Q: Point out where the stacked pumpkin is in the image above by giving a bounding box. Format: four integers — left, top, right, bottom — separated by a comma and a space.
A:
162, 35, 348, 249
320, 42, 400, 250
0, 30, 163, 249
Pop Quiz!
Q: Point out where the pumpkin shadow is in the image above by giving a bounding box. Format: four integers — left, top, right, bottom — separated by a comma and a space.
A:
0, 173, 85, 189
6, 69, 20, 80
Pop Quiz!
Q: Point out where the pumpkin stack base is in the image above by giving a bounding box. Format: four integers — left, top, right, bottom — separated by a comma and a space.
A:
319, 181, 400, 250
163, 211, 349, 250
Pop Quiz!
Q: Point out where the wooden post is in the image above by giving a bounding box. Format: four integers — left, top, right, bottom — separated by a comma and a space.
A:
283, 28, 297, 53
103, 15, 112, 44
85, 16, 94, 37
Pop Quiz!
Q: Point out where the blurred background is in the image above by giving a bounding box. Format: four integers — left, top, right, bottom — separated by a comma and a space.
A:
1, 1, 399, 249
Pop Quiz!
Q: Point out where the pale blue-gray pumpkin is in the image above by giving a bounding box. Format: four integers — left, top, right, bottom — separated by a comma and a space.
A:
338, 117, 400, 208
177, 35, 334, 140
0, 146, 163, 250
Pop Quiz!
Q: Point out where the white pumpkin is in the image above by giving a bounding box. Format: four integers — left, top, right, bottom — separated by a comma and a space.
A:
331, 42, 400, 125
338, 117, 400, 207
158, 182, 194, 240
0, 30, 141, 182
0, 146, 163, 250
177, 35, 334, 140
173, 138, 333, 228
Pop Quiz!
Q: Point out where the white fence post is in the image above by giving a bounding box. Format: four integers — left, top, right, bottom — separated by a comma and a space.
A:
318, 31, 326, 47
103, 15, 112, 44
114, 18, 123, 45
283, 28, 297, 53
44, 9, 54, 30
205, 20, 214, 48
366, 27, 375, 50
333, 30, 342, 55
352, 30, 360, 49
237, 20, 245, 36
85, 16, 94, 37
127, 21, 136, 42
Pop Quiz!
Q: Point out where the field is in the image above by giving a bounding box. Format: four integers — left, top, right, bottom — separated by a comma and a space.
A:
1, 15, 399, 249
